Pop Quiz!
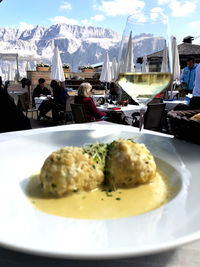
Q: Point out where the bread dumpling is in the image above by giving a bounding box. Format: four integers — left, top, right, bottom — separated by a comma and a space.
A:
40, 146, 104, 196
106, 139, 156, 187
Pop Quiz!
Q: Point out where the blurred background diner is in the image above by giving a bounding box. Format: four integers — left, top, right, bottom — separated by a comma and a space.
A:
75, 82, 106, 122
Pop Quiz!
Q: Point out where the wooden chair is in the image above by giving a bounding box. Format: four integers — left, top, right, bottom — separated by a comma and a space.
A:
144, 103, 166, 131
131, 103, 166, 132
65, 96, 74, 122
56, 96, 75, 124
70, 103, 87, 123
18, 93, 38, 119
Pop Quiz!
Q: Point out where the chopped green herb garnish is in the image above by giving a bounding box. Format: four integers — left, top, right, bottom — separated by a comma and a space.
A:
116, 197, 121, 200
73, 189, 78, 193
51, 183, 56, 188
83, 142, 107, 171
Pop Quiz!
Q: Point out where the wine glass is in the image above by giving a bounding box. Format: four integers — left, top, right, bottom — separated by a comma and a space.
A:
117, 11, 172, 130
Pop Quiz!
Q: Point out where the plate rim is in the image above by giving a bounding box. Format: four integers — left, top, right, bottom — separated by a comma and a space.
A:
0, 127, 199, 259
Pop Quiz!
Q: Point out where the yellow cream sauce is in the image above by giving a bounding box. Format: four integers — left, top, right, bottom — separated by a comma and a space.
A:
27, 170, 174, 220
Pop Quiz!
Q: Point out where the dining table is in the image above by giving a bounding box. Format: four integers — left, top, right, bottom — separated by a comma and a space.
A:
34, 96, 52, 110
97, 104, 143, 122
0, 122, 200, 267
163, 100, 189, 111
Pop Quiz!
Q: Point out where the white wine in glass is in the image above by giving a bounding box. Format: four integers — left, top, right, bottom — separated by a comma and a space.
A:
117, 11, 172, 130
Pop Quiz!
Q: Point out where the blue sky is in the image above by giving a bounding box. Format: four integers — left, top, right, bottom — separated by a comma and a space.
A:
1, 0, 200, 44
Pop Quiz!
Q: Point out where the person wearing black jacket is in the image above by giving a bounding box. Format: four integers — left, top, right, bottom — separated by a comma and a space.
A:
32, 78, 52, 119
0, 81, 31, 133
50, 80, 68, 122
32, 78, 51, 98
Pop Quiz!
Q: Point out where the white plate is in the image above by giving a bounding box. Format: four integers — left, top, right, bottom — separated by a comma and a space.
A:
0, 129, 200, 259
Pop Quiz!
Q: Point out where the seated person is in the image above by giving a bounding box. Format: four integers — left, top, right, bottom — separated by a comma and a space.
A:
75, 82, 105, 122
120, 87, 139, 105
109, 82, 121, 99
109, 82, 139, 105
32, 78, 51, 99
50, 80, 68, 122
32, 78, 52, 120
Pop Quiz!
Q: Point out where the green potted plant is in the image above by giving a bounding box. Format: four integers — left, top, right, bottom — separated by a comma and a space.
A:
36, 62, 50, 72
79, 65, 94, 72
63, 63, 70, 72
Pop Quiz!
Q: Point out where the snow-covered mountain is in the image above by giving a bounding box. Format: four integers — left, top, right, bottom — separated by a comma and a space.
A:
0, 23, 164, 78
0, 24, 121, 75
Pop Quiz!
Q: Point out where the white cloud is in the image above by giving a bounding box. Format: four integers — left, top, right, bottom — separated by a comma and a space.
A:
98, 0, 145, 16
189, 21, 200, 28
49, 16, 78, 25
19, 22, 34, 31
60, 1, 72, 10
150, 7, 163, 19
158, 0, 171, 4
91, 14, 105, 21
170, 1, 196, 17
150, 7, 167, 22
81, 19, 93, 27
80, 14, 104, 27
150, 7, 163, 13
158, 0, 197, 17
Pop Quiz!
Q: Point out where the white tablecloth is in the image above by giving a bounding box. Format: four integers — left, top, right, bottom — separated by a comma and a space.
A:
0, 123, 200, 266
164, 100, 189, 111
98, 104, 143, 119
34, 96, 48, 109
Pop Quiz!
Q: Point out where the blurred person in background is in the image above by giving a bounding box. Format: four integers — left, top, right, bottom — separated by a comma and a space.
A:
189, 64, 200, 109
32, 78, 51, 99
75, 82, 105, 122
50, 80, 68, 122
180, 57, 198, 94
32, 78, 52, 119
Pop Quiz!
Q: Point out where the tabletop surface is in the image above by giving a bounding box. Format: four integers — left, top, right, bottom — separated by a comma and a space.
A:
97, 104, 142, 112
0, 122, 200, 267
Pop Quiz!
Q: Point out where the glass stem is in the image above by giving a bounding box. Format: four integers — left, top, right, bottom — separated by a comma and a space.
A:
139, 106, 146, 131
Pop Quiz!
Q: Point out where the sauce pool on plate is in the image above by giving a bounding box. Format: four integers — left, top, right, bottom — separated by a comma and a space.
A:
26, 169, 173, 220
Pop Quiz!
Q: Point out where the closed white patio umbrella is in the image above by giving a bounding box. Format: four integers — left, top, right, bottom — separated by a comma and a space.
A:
161, 41, 168, 73
50, 45, 65, 82
26, 61, 31, 71
0, 65, 3, 78
100, 51, 112, 84
123, 31, 134, 73
8, 63, 15, 81
110, 62, 114, 81
170, 36, 180, 98
142, 54, 149, 73
112, 57, 118, 81
171, 36, 180, 81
